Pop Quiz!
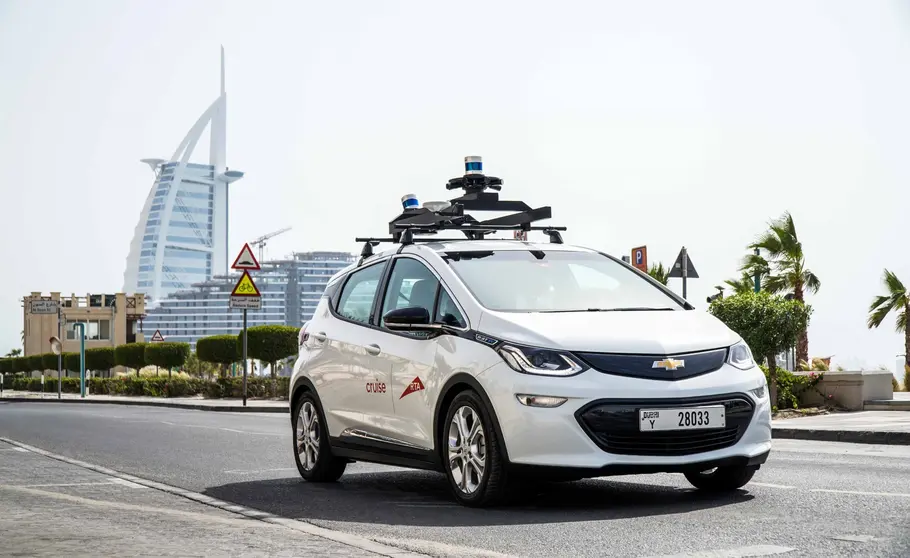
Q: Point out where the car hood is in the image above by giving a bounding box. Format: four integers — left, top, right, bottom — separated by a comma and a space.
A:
478, 309, 739, 355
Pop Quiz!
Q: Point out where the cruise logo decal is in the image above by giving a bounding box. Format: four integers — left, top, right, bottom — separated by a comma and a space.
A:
400, 377, 425, 399
366, 381, 386, 393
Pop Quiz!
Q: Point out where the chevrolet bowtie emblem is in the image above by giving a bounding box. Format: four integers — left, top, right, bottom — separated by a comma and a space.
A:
652, 358, 685, 371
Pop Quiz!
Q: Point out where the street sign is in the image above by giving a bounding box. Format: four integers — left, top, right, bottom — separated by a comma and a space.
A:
668, 246, 698, 300
29, 300, 59, 314
150, 330, 165, 342
668, 247, 699, 278
631, 246, 648, 273
231, 242, 260, 271
230, 271, 262, 310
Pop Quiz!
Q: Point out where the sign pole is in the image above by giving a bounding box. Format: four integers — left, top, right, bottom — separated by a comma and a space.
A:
72, 323, 86, 398
57, 310, 62, 399
242, 309, 248, 407
682, 246, 688, 300
753, 247, 761, 293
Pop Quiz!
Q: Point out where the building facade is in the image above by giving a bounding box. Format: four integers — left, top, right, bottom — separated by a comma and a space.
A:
122, 47, 243, 307
22, 292, 147, 357
142, 252, 354, 349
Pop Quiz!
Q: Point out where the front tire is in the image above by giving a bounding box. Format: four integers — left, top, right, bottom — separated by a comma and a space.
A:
442, 390, 512, 507
293, 392, 346, 482
684, 464, 756, 492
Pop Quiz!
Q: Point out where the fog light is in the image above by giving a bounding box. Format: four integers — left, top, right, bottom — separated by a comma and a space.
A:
516, 394, 568, 408
749, 385, 766, 399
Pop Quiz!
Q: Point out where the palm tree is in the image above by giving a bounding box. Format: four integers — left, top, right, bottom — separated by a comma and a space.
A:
743, 211, 820, 363
724, 272, 758, 295
5, 348, 22, 357
867, 269, 909, 370
648, 262, 669, 285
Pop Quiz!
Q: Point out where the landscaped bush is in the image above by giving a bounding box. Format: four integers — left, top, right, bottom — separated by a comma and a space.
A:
63, 352, 81, 374
115, 343, 147, 374
26, 355, 44, 372
11, 376, 81, 393
195, 335, 240, 377
41, 353, 59, 371
761, 364, 824, 410
144, 342, 190, 375
85, 347, 117, 377
203, 376, 290, 399
87, 376, 209, 397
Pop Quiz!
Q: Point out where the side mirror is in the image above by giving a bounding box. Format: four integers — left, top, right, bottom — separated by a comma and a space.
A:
383, 307, 436, 331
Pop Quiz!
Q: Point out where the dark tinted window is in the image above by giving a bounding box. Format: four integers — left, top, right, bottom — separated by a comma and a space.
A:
336, 263, 384, 324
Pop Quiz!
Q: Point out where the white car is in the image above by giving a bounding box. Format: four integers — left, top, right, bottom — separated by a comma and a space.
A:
289, 159, 771, 507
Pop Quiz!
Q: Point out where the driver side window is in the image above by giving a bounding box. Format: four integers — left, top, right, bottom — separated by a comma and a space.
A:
381, 258, 440, 329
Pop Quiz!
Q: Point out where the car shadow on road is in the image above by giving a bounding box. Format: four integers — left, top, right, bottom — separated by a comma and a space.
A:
203, 469, 754, 527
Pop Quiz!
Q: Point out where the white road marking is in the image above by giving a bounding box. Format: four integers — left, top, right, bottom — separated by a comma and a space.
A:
223, 468, 297, 475
831, 535, 876, 542
750, 482, 796, 489
12, 481, 120, 488
109, 477, 147, 489
158, 421, 282, 436
810, 488, 910, 498
644, 545, 795, 558
394, 502, 459, 508
0, 447, 29, 452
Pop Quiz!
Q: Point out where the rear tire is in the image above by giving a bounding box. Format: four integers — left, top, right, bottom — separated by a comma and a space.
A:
442, 390, 513, 507
684, 464, 756, 492
293, 391, 346, 482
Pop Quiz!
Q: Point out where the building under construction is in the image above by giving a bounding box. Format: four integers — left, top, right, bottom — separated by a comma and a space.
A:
141, 251, 354, 349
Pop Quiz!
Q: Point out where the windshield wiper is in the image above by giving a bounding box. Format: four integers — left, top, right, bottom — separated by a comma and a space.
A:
538, 307, 676, 313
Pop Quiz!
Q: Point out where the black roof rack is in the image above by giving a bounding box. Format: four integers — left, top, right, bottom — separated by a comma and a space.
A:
355, 156, 567, 263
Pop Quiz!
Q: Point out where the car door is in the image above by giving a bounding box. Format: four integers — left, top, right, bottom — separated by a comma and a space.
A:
317, 260, 395, 439
371, 256, 463, 450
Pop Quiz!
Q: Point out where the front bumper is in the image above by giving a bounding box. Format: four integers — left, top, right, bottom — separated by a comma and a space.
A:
477, 361, 772, 472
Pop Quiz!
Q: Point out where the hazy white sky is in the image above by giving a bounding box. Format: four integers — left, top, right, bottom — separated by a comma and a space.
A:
1, 0, 908, 370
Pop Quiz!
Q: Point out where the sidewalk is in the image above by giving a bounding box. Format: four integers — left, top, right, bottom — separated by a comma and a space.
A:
4, 390, 910, 445
0, 390, 288, 413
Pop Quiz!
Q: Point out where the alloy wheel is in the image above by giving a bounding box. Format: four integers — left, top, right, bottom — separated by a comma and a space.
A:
447, 405, 487, 494
296, 401, 320, 471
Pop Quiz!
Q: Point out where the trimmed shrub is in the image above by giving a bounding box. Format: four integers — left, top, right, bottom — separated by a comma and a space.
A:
0, 358, 11, 373
63, 352, 81, 374
761, 365, 824, 410
144, 342, 190, 372
196, 335, 240, 375
204, 376, 290, 399
41, 353, 59, 371
85, 347, 116, 377
115, 343, 147, 374
241, 325, 299, 366
87, 376, 208, 397
25, 355, 43, 372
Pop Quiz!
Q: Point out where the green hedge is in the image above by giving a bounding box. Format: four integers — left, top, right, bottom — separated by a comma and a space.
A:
761, 365, 824, 410
241, 325, 299, 365
5, 374, 289, 399
145, 342, 190, 371
41, 353, 59, 371
115, 343, 147, 373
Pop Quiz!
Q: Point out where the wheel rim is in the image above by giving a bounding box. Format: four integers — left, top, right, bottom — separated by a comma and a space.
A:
447, 405, 486, 495
296, 401, 320, 471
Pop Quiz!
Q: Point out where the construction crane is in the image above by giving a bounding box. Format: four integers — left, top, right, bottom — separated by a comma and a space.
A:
250, 227, 291, 262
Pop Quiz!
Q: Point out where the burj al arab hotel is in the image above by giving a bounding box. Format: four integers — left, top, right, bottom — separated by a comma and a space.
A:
122, 48, 243, 307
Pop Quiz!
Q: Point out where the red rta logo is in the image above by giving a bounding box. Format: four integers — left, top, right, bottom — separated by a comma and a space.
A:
400, 377, 425, 399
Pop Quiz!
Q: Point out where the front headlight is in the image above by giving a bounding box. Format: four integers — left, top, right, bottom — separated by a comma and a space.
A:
498, 344, 587, 377
727, 340, 756, 370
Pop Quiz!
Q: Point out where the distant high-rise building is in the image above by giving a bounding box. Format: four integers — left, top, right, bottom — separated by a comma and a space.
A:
123, 47, 243, 307
142, 251, 355, 349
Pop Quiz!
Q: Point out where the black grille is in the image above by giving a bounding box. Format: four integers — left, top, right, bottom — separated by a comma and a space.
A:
576, 348, 728, 381
576, 395, 755, 456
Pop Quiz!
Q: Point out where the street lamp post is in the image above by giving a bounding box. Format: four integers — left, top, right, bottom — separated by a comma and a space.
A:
72, 323, 86, 398
49, 335, 63, 400
753, 247, 761, 293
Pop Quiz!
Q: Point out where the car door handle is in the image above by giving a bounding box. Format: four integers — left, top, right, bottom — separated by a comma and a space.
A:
365, 344, 381, 356
312, 332, 327, 343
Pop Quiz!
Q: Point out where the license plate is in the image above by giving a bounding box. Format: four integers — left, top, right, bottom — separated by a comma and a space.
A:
639, 406, 726, 431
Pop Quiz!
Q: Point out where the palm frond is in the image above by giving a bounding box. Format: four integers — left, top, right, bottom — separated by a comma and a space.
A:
762, 274, 790, 294
884, 269, 907, 297
748, 231, 783, 257
897, 308, 907, 334
867, 297, 899, 329
868, 295, 891, 314
802, 269, 821, 294
739, 253, 770, 276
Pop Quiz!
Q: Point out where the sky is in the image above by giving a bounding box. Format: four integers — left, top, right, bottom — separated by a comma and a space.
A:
1, 0, 908, 372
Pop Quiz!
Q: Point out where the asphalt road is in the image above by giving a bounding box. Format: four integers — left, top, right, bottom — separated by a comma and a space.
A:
2, 401, 909, 558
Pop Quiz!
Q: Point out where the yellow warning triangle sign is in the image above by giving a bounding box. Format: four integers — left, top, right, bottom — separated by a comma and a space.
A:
231, 271, 261, 297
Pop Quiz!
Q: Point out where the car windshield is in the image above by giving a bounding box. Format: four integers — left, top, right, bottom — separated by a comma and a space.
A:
442, 250, 683, 313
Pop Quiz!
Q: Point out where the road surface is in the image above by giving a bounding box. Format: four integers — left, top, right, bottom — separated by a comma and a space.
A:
2, 401, 909, 557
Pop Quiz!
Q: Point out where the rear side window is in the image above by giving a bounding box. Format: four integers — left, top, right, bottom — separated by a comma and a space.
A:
336, 263, 384, 324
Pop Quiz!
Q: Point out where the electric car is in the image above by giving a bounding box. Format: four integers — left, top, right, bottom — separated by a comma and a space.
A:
288, 158, 771, 507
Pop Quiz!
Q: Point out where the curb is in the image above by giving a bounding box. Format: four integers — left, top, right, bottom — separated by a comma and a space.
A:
0, 396, 288, 413
772, 428, 910, 446
0, 436, 429, 558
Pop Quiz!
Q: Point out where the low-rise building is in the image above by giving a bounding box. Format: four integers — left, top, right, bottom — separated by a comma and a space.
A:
22, 292, 147, 356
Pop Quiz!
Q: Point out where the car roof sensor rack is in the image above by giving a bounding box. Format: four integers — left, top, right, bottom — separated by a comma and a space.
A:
355, 156, 567, 264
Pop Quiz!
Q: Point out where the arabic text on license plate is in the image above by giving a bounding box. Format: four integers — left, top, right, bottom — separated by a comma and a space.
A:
639, 406, 726, 431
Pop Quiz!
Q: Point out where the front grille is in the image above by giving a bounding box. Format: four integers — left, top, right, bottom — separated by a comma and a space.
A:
576, 348, 728, 381
576, 395, 755, 456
